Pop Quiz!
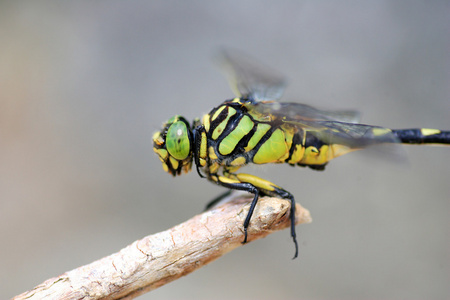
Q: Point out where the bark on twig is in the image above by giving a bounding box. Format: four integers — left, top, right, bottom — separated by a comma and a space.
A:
13, 196, 312, 300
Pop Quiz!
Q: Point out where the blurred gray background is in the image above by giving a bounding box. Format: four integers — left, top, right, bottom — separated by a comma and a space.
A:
1, 1, 449, 299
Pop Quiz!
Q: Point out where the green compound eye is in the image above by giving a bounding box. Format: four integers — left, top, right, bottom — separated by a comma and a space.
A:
166, 120, 190, 160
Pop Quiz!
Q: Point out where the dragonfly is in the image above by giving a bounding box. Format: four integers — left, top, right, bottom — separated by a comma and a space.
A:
152, 50, 450, 258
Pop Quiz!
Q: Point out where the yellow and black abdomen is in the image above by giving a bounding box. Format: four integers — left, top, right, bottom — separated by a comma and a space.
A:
199, 99, 450, 174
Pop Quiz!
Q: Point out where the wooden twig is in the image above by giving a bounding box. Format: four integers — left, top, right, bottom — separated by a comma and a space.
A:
13, 196, 312, 300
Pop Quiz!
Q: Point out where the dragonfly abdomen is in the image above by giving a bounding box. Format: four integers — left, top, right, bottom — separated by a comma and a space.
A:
392, 128, 450, 145
284, 130, 355, 171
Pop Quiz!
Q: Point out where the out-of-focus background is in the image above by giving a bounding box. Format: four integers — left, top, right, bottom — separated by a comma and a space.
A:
1, 1, 449, 299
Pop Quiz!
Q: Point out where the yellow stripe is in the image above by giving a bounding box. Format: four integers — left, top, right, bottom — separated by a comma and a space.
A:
372, 128, 392, 136
236, 173, 277, 191
169, 157, 179, 170
230, 156, 246, 166
300, 145, 329, 165
212, 107, 236, 140
209, 162, 220, 174
282, 125, 294, 150
226, 166, 241, 173
203, 114, 210, 132
153, 148, 168, 160
208, 146, 218, 160
244, 123, 271, 152
218, 175, 240, 184
199, 132, 207, 160
219, 115, 253, 155
211, 105, 226, 121
288, 144, 305, 164
421, 128, 441, 136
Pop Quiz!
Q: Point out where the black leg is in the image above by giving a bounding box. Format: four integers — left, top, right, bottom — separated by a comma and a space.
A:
210, 177, 299, 259
273, 187, 299, 259
212, 180, 260, 245
204, 190, 233, 210
242, 189, 260, 243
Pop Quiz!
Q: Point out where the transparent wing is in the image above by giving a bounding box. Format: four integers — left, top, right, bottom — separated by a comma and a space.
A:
253, 101, 361, 123
251, 101, 400, 148
215, 48, 286, 101
216, 50, 401, 149
307, 121, 401, 147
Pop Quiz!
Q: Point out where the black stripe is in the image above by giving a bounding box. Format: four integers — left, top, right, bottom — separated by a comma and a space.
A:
286, 131, 304, 164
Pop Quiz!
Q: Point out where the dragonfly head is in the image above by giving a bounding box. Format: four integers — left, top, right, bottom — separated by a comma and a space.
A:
153, 115, 193, 176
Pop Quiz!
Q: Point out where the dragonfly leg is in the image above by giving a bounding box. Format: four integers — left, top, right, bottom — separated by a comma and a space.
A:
271, 186, 298, 259
233, 173, 299, 259
210, 172, 299, 258
210, 177, 260, 244
242, 189, 261, 244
